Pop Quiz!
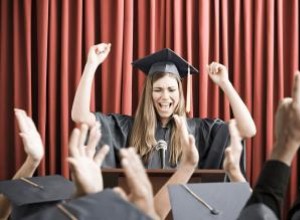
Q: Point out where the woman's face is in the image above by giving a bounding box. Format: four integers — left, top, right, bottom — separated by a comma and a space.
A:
152, 74, 180, 126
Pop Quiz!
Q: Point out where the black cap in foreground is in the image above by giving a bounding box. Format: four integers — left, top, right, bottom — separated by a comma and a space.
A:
0, 175, 75, 219
24, 189, 151, 220
132, 48, 198, 78
168, 182, 251, 220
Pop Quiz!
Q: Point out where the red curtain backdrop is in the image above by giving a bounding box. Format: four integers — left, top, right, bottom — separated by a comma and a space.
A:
0, 0, 299, 214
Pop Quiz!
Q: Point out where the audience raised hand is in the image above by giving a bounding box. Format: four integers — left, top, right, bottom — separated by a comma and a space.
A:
67, 123, 109, 196
223, 120, 247, 182
0, 109, 44, 219
152, 114, 199, 219
271, 71, 300, 166
238, 71, 300, 220
14, 108, 44, 170
114, 148, 160, 220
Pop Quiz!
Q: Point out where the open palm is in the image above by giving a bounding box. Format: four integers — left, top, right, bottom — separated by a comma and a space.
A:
68, 123, 109, 196
14, 109, 44, 162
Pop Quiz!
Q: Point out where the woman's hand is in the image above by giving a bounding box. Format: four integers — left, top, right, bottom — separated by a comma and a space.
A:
206, 62, 229, 87
14, 108, 44, 164
87, 43, 111, 67
173, 115, 199, 168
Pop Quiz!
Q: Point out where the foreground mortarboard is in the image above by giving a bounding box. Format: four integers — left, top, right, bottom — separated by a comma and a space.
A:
168, 182, 251, 220
132, 48, 199, 113
24, 189, 151, 220
0, 175, 75, 219
132, 48, 198, 78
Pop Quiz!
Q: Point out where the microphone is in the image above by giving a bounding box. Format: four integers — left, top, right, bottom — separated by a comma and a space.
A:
155, 140, 167, 169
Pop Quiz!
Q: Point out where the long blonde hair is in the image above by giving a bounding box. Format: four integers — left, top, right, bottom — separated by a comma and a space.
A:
129, 72, 186, 165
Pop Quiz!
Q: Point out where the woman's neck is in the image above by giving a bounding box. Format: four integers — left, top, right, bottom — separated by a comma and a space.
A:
160, 117, 171, 128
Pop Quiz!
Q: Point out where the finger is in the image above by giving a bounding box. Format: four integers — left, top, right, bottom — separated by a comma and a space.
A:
14, 108, 27, 119
69, 128, 81, 157
182, 135, 198, 164
113, 187, 129, 202
278, 97, 292, 109
105, 44, 111, 53
224, 147, 231, 155
181, 117, 189, 137
216, 64, 222, 73
121, 157, 140, 190
223, 148, 230, 163
96, 43, 111, 54
173, 115, 188, 136
122, 148, 150, 188
94, 145, 110, 165
66, 157, 76, 167
225, 148, 235, 161
95, 47, 100, 54
125, 148, 145, 175
223, 149, 232, 170
86, 123, 101, 158
224, 147, 233, 158
78, 124, 89, 155
292, 71, 300, 105
209, 62, 215, 74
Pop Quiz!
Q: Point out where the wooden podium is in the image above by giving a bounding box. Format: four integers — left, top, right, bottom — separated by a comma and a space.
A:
103, 169, 225, 220
103, 168, 225, 194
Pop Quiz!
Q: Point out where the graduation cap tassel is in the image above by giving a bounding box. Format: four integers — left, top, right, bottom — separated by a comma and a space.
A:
20, 177, 44, 190
57, 204, 78, 220
186, 66, 191, 113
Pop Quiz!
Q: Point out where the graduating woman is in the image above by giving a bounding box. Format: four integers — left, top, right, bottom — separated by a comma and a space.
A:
71, 43, 256, 169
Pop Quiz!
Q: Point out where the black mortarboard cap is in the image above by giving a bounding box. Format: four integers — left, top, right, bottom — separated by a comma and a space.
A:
132, 48, 199, 113
24, 189, 151, 220
168, 182, 251, 220
132, 48, 198, 78
0, 175, 75, 219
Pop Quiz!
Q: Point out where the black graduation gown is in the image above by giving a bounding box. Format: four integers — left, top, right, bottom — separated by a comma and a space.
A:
95, 112, 229, 169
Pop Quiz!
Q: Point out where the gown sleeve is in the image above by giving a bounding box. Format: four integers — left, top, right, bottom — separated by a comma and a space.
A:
94, 112, 134, 167
187, 118, 230, 169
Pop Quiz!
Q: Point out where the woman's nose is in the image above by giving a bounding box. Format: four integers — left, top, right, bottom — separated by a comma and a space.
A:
161, 90, 170, 98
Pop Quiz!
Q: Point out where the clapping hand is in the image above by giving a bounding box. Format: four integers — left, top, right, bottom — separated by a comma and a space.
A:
272, 71, 300, 165
173, 114, 199, 168
113, 148, 159, 220
14, 108, 44, 164
67, 123, 109, 196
